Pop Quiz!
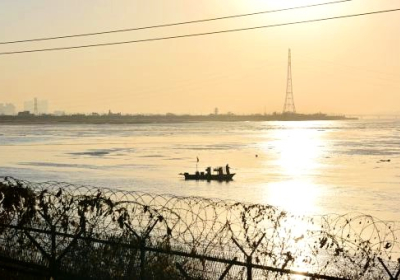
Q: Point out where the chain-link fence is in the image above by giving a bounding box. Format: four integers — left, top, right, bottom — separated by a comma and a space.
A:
0, 176, 399, 279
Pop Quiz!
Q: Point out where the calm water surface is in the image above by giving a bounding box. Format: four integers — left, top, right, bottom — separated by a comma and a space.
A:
0, 120, 399, 220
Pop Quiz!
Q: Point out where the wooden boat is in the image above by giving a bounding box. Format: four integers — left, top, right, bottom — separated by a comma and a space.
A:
181, 166, 235, 181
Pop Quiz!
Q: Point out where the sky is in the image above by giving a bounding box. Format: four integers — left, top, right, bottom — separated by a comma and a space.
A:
0, 0, 399, 115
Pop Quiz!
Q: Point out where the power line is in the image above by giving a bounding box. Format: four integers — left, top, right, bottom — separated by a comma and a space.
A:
0, 0, 351, 45
1, 8, 399, 56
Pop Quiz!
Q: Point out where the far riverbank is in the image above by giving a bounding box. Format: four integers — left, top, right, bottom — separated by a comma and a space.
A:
0, 113, 355, 124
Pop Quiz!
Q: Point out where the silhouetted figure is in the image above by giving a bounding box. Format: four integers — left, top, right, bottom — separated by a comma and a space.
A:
226, 164, 230, 175
218, 167, 223, 176
206, 167, 211, 176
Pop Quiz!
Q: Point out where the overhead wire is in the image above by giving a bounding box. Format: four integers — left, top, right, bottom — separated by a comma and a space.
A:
0, 0, 351, 45
0, 7, 399, 56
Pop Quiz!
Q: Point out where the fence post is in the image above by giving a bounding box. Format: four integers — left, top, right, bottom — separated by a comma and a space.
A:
139, 239, 146, 280
247, 255, 253, 280
378, 257, 400, 280
232, 233, 265, 280
50, 225, 58, 280
125, 219, 159, 280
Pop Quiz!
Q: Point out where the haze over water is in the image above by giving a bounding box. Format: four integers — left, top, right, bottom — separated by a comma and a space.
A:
1, 119, 399, 221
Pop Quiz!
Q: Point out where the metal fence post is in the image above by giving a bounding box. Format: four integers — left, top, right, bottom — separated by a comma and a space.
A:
124, 218, 159, 280
232, 233, 265, 280
231, 236, 250, 279
140, 239, 146, 280
49, 225, 57, 280
378, 257, 400, 280
247, 255, 253, 280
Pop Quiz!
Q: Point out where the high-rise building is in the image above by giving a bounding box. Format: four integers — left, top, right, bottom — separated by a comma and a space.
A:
0, 103, 16, 115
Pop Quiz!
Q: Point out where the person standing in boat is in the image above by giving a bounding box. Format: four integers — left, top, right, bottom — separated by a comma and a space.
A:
225, 164, 230, 175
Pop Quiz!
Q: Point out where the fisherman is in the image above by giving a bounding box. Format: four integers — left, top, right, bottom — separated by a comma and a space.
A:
206, 167, 211, 176
218, 167, 223, 175
225, 164, 230, 175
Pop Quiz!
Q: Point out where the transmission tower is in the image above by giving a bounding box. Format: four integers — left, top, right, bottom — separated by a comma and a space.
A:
282, 49, 296, 114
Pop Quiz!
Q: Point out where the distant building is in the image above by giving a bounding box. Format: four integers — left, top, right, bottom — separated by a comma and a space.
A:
0, 103, 16, 115
18, 111, 34, 116
24, 98, 48, 115
108, 110, 121, 116
53, 111, 65, 116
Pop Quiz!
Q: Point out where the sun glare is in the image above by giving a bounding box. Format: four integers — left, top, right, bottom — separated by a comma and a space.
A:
274, 125, 321, 177
260, 122, 324, 215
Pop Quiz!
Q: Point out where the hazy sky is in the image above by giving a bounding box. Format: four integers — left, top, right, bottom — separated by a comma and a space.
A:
0, 0, 399, 115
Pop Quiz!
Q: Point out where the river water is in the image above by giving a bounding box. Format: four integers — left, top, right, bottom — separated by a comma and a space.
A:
0, 120, 399, 220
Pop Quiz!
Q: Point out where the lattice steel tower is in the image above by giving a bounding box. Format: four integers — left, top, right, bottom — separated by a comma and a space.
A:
283, 49, 296, 114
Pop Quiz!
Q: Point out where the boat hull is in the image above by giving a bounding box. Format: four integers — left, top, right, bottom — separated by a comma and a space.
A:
183, 173, 235, 181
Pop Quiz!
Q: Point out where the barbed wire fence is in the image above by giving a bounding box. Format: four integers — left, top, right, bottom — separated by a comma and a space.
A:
0, 176, 399, 280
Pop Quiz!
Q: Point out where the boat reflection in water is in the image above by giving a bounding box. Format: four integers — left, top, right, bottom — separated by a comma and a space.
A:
182, 165, 235, 181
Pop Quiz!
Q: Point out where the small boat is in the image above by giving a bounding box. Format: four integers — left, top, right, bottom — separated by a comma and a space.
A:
181, 166, 235, 181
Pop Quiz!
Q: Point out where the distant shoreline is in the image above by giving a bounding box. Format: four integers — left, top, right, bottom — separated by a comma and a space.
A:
0, 113, 356, 124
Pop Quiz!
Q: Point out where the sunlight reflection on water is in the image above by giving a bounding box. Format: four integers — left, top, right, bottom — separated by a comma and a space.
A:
259, 122, 324, 214
263, 180, 321, 215
0, 120, 399, 220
